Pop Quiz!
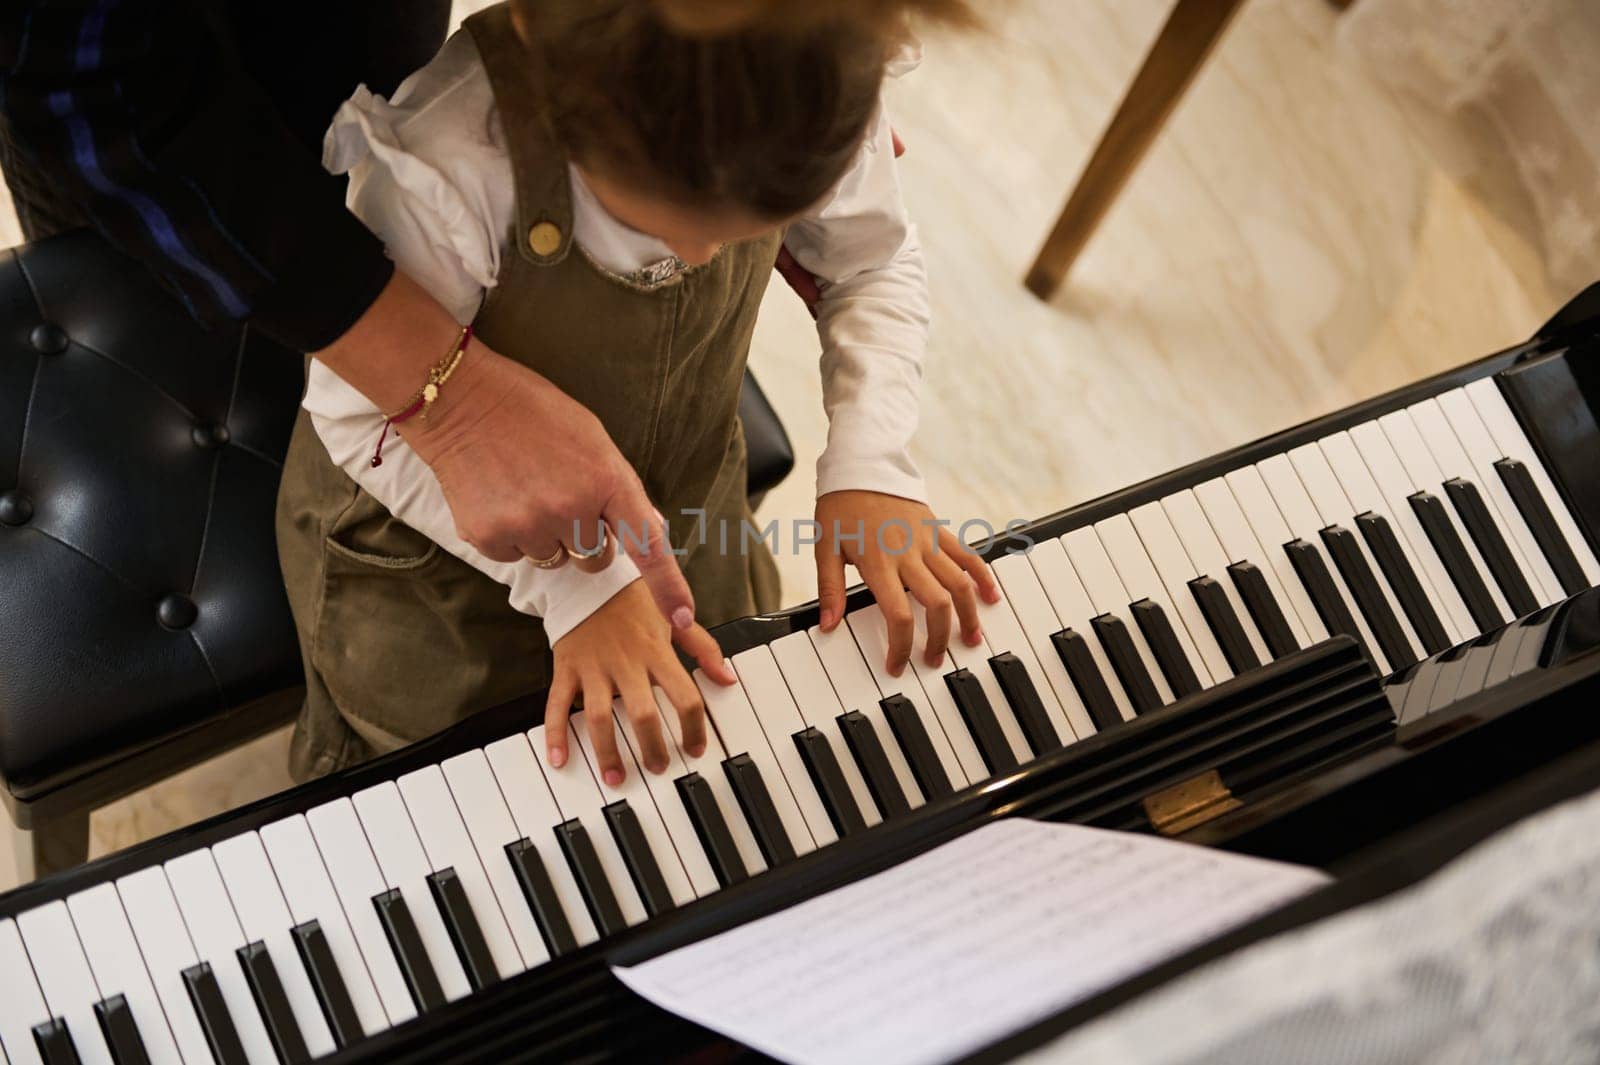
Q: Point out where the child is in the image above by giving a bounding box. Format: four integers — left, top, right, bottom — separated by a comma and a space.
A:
277, 0, 997, 786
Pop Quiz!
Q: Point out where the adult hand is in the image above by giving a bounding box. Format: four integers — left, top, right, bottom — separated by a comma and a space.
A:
314, 271, 697, 628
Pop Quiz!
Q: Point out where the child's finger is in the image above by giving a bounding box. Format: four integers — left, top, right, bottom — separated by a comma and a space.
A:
656, 661, 708, 760
867, 561, 915, 676
929, 550, 983, 647
941, 528, 1001, 603
582, 673, 626, 787
904, 563, 953, 668
619, 676, 670, 774
815, 534, 849, 631
673, 622, 734, 687
544, 669, 578, 768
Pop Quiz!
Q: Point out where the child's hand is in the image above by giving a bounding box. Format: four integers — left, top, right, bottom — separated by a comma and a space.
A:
815, 491, 999, 676
546, 580, 735, 785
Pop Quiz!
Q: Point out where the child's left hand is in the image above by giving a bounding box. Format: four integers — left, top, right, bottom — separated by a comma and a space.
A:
815, 490, 999, 677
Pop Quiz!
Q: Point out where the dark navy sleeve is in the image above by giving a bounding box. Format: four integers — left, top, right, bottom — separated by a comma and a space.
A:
0, 0, 394, 352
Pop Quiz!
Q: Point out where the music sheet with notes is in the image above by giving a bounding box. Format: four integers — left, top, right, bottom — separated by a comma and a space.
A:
613, 819, 1329, 1065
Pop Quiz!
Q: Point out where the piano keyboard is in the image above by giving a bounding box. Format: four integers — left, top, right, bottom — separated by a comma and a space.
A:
2, 374, 1597, 1065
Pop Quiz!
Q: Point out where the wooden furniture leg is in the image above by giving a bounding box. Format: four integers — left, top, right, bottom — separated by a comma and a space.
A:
1025, 0, 1248, 300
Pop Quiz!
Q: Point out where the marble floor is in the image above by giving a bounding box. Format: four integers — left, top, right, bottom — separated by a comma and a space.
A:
1, 0, 1588, 891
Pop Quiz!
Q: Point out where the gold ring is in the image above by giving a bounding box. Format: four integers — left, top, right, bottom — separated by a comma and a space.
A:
529, 543, 568, 569
570, 526, 609, 559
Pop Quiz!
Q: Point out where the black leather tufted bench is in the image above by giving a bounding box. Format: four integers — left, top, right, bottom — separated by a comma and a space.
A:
0, 228, 794, 882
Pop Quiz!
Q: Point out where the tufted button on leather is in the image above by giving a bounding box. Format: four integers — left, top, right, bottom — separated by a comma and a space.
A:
157, 593, 199, 630
527, 221, 563, 257
191, 421, 232, 449
0, 489, 32, 526
30, 322, 69, 354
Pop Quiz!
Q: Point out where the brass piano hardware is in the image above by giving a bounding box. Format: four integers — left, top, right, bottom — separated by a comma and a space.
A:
1142, 770, 1242, 835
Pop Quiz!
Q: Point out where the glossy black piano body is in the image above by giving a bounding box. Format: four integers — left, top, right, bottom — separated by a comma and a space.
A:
4, 285, 1600, 1064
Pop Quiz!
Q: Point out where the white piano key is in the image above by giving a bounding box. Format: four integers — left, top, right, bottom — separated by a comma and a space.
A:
1464, 378, 1600, 584
731, 642, 858, 840
16, 902, 113, 1065
844, 605, 972, 788
530, 719, 651, 924
1161, 489, 1275, 663
396, 764, 526, 978
482, 735, 602, 945
210, 833, 337, 1057
440, 749, 556, 966
1256, 454, 1391, 672
0, 917, 54, 1065
114, 868, 217, 1065
769, 632, 884, 826
1346, 422, 1478, 640
1100, 511, 1219, 684
971, 561, 1076, 743
259, 813, 390, 1036
1218, 469, 1330, 645
351, 781, 473, 1001
660, 683, 768, 876
1421, 394, 1559, 605
897, 612, 995, 779
1288, 443, 1425, 662
808, 622, 927, 805
304, 798, 420, 1023
1062, 526, 1176, 704
613, 692, 722, 898
933, 608, 1034, 764
1026, 537, 1137, 723
1191, 478, 1316, 649
990, 553, 1095, 740
163, 850, 278, 1065
574, 706, 698, 907
1385, 407, 1516, 620
1128, 501, 1235, 680
65, 883, 183, 1065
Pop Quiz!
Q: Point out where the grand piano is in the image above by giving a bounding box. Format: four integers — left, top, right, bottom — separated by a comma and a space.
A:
3, 285, 1600, 1065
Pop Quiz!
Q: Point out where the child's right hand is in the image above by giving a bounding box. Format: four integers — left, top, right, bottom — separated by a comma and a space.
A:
545, 579, 735, 787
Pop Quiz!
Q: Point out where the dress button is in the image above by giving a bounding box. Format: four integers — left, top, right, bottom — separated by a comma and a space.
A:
191, 421, 231, 449
0, 489, 32, 526
157, 593, 198, 630
527, 221, 563, 257
29, 323, 68, 354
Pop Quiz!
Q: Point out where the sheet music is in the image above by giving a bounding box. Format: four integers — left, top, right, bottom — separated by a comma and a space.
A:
612, 819, 1329, 1065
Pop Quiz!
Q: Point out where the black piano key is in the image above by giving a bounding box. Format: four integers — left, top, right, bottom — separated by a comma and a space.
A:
1089, 614, 1162, 714
792, 728, 868, 837
602, 801, 677, 918
672, 774, 750, 887
988, 653, 1063, 757
1495, 458, 1587, 595
1445, 478, 1540, 615
554, 819, 630, 937
1129, 599, 1203, 698
836, 711, 911, 817
1355, 512, 1451, 655
1410, 490, 1504, 630
291, 919, 363, 1048
93, 994, 150, 1065
880, 694, 954, 800
1225, 561, 1299, 658
1188, 575, 1261, 673
1320, 525, 1416, 670
426, 867, 501, 991
1284, 539, 1367, 656
372, 887, 447, 1012
31, 1017, 80, 1065
181, 962, 250, 1065
722, 754, 798, 866
506, 838, 581, 956
237, 940, 311, 1065
944, 668, 1019, 774
1049, 628, 1123, 731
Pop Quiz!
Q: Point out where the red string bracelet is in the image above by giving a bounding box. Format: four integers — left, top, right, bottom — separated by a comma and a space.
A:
371, 323, 473, 468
